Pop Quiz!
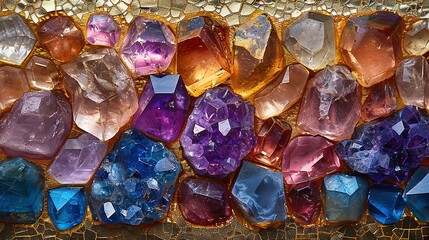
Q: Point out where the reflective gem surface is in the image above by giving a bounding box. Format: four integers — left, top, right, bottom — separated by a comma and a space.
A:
287, 182, 321, 224
403, 166, 429, 222
0, 66, 29, 112
86, 14, 120, 47
24, 55, 59, 90
368, 184, 405, 224
404, 19, 429, 56
362, 82, 397, 122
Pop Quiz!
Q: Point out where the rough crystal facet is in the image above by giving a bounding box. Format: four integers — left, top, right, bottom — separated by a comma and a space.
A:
403, 166, 429, 222
25, 56, 59, 90
404, 19, 429, 56
368, 184, 405, 224
0, 66, 29, 111
287, 182, 321, 224
87, 14, 120, 47
47, 187, 86, 230
362, 82, 397, 122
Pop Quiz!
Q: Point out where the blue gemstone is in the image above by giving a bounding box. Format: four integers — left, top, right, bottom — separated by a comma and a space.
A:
0, 158, 43, 223
368, 184, 405, 224
323, 173, 369, 223
231, 161, 286, 226
403, 166, 429, 222
89, 129, 181, 225
47, 187, 86, 230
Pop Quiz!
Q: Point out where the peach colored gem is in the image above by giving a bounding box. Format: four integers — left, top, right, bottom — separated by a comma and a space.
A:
25, 56, 59, 90
0, 66, 29, 112
361, 82, 397, 122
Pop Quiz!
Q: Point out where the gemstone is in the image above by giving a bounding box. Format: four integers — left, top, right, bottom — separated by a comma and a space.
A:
404, 19, 429, 56
177, 16, 231, 97
282, 135, 340, 184
0, 91, 72, 159
231, 161, 287, 226
178, 178, 232, 225
86, 14, 120, 47
323, 173, 369, 223
361, 82, 397, 122
0, 13, 35, 65
132, 74, 190, 142
24, 55, 59, 90
48, 133, 108, 184
180, 87, 256, 178
120, 17, 176, 76
282, 12, 335, 70
250, 118, 292, 168
61, 47, 139, 141
403, 166, 429, 222
286, 182, 321, 224
47, 187, 87, 230
297, 65, 361, 141
337, 106, 429, 183
0, 66, 29, 111
254, 64, 309, 120
231, 14, 285, 98
368, 184, 405, 224
340, 12, 402, 87
89, 129, 181, 225
0, 158, 44, 223
38, 16, 84, 62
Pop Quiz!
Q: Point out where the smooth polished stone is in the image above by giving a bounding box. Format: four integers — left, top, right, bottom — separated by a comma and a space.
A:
38, 16, 84, 62
283, 12, 335, 70
47, 187, 86, 230
0, 66, 29, 111
340, 12, 402, 87
0, 91, 72, 159
0, 158, 44, 223
120, 17, 176, 76
177, 16, 231, 96
89, 129, 181, 225
178, 178, 232, 225
282, 135, 340, 184
61, 47, 139, 141
254, 64, 309, 120
48, 133, 108, 184
362, 82, 397, 122
287, 182, 321, 224
232, 161, 287, 226
403, 166, 429, 222
368, 184, 405, 224
25, 55, 59, 90
87, 14, 120, 47
132, 74, 190, 142
323, 173, 369, 223
404, 19, 429, 56
180, 87, 256, 178
232, 14, 285, 98
297, 65, 361, 141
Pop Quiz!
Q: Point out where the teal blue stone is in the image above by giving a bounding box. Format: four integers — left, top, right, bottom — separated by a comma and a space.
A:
403, 166, 429, 222
368, 184, 405, 224
0, 158, 44, 223
47, 187, 86, 230
323, 173, 369, 223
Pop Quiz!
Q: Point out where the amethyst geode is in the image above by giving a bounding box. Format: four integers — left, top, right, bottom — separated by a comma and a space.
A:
180, 87, 256, 178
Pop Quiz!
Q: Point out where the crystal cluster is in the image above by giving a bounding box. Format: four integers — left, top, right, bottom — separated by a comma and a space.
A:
47, 187, 86, 230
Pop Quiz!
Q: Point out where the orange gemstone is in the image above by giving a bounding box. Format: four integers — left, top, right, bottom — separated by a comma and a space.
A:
0, 66, 29, 111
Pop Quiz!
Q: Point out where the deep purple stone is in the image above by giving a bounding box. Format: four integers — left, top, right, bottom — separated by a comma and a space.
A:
286, 182, 321, 224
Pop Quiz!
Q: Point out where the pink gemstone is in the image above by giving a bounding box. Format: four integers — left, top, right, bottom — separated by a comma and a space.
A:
282, 135, 341, 184
362, 82, 397, 122
0, 66, 29, 111
287, 182, 321, 224
86, 14, 120, 47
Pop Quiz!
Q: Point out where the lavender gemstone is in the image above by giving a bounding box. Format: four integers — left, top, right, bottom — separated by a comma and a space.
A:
132, 74, 190, 142
180, 87, 256, 178
86, 14, 120, 47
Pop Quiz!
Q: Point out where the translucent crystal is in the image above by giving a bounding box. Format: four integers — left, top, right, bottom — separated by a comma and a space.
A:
24, 56, 59, 90
404, 20, 429, 56
0, 66, 29, 112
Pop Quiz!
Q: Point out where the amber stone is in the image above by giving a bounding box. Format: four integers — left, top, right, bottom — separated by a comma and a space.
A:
25, 56, 59, 90
361, 82, 397, 122
0, 66, 29, 112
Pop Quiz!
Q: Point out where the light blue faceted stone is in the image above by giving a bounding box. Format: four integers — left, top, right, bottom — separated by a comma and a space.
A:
47, 187, 86, 230
0, 158, 44, 223
232, 161, 286, 226
323, 173, 369, 223
403, 166, 429, 222
368, 184, 405, 224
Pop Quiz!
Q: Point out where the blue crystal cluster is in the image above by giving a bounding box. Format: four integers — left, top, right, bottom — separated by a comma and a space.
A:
403, 166, 429, 222
89, 129, 181, 225
48, 187, 86, 230
368, 184, 405, 224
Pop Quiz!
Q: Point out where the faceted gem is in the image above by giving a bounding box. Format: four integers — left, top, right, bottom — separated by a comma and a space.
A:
61, 47, 139, 141
403, 166, 429, 222
178, 178, 232, 225
297, 65, 361, 141
132, 74, 190, 142
0, 13, 35, 65
177, 16, 231, 97
337, 106, 429, 183
362, 82, 397, 122
47, 187, 86, 230
120, 17, 176, 76
180, 87, 256, 178
0, 66, 29, 111
231, 14, 285, 98
340, 12, 402, 87
368, 184, 405, 224
254, 64, 309, 120
250, 118, 292, 168
86, 14, 120, 47
323, 173, 369, 223
89, 129, 181, 225
282, 12, 335, 70
38, 16, 84, 62
0, 91, 72, 159
282, 135, 340, 184
0, 158, 44, 223
24, 55, 59, 90
231, 161, 286, 226
404, 19, 429, 56
286, 182, 321, 224
48, 133, 108, 184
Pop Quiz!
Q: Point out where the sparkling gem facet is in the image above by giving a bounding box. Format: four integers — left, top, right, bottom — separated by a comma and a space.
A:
24, 55, 59, 90
403, 166, 429, 222
361, 82, 397, 122
0, 66, 29, 112
287, 182, 321, 224
404, 19, 429, 56
86, 14, 120, 47
368, 184, 405, 225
